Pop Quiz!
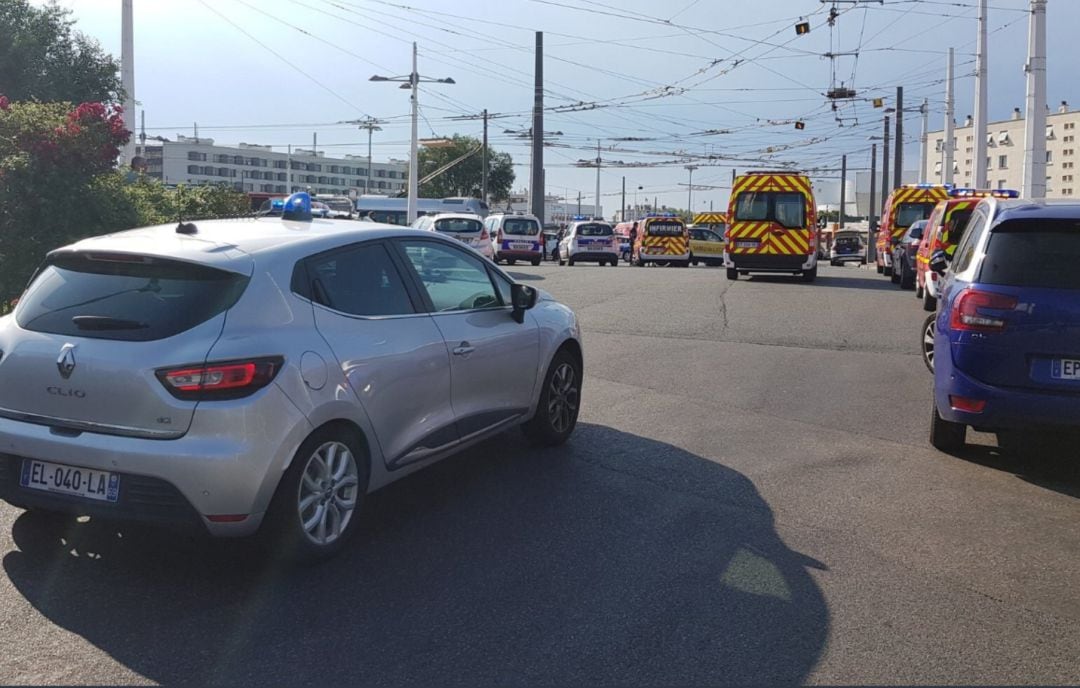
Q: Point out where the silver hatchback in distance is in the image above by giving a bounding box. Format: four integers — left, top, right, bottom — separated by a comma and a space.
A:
0, 194, 583, 560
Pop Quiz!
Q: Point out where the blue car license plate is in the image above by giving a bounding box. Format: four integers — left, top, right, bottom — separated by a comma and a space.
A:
1051, 358, 1080, 380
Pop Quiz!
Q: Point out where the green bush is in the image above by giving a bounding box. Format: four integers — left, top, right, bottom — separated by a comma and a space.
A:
0, 100, 247, 306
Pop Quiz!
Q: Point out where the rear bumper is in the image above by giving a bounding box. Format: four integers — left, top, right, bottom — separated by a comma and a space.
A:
830, 253, 864, 263
0, 383, 312, 536
568, 250, 617, 262
935, 360, 1080, 431
496, 249, 542, 261
640, 252, 689, 263
725, 253, 814, 272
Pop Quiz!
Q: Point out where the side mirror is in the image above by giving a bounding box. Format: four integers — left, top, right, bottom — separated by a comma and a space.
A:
510, 283, 538, 323
929, 249, 949, 275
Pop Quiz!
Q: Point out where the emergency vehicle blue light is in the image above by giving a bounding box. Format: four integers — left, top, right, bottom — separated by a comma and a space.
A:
904, 182, 953, 190
282, 192, 312, 222
949, 187, 1019, 199
571, 215, 589, 221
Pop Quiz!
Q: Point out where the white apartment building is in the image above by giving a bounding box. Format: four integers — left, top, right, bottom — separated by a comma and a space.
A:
490, 190, 602, 223
924, 101, 1080, 197
134, 135, 409, 196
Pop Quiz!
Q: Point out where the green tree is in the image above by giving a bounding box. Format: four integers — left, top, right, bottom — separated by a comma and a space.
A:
0, 100, 247, 308
416, 135, 514, 201
0, 0, 122, 103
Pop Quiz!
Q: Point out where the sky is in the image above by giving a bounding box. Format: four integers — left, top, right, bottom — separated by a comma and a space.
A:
43, 0, 1080, 211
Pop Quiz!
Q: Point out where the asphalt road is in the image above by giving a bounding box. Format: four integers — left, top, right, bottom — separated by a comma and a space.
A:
1, 261, 1078, 685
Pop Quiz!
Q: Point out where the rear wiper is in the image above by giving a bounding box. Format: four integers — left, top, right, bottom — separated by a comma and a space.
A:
71, 316, 149, 331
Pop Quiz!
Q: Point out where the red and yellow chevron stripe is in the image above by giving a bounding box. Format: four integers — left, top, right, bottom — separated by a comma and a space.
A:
727, 173, 817, 256
641, 236, 688, 255
885, 186, 950, 239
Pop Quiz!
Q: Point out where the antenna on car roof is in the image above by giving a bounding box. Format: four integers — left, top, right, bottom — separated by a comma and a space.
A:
175, 185, 197, 235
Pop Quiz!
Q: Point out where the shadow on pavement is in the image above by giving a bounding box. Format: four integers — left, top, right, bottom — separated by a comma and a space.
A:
3, 424, 829, 686
952, 436, 1080, 500
808, 275, 905, 292
505, 270, 545, 282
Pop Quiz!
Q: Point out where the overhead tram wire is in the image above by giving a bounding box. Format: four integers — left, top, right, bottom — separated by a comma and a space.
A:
195, 0, 375, 118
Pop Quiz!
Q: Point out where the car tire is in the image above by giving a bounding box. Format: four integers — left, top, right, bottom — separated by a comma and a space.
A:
523, 349, 582, 447
726, 268, 739, 280
262, 425, 369, 563
801, 265, 817, 282
900, 260, 916, 290
921, 313, 936, 374
922, 292, 937, 312
531, 259, 541, 267
610, 257, 618, 267
889, 263, 899, 283
568, 257, 575, 266
915, 280, 924, 299
876, 263, 884, 274
930, 397, 966, 454
507, 259, 517, 266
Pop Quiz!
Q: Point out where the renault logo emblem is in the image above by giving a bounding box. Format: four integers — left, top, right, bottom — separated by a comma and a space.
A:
57, 343, 77, 379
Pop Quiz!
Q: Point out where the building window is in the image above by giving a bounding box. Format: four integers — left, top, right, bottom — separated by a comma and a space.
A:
996, 131, 1010, 145
997, 179, 1007, 189
997, 155, 1008, 169
1065, 149, 1075, 156
1047, 125, 1056, 140
217, 167, 229, 177
1047, 151, 1054, 164
376, 169, 386, 178
965, 135, 972, 142
329, 165, 339, 173
187, 164, 199, 174
187, 151, 206, 161
965, 147, 973, 154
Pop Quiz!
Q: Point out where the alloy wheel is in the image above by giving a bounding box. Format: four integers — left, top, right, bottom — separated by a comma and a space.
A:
922, 315, 936, 373
296, 441, 360, 546
547, 362, 580, 434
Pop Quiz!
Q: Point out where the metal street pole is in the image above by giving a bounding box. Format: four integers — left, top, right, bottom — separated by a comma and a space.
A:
894, 86, 904, 187
368, 44, 454, 223
973, 0, 989, 188
944, 47, 955, 184
482, 109, 489, 203
531, 32, 545, 222
882, 115, 891, 198
685, 165, 699, 217
1022, 0, 1048, 198
920, 98, 929, 181
839, 154, 847, 229
594, 139, 601, 219
621, 176, 626, 222
869, 143, 877, 264
120, 0, 135, 165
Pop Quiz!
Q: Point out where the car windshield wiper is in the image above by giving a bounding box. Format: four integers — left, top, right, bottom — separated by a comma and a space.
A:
71, 315, 149, 331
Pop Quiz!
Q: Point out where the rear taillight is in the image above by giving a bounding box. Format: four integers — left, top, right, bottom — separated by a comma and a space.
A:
480, 228, 489, 241
949, 395, 987, 413
156, 356, 283, 401
497, 230, 503, 242
950, 290, 1017, 333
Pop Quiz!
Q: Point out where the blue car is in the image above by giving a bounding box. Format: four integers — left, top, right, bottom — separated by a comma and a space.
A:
929, 198, 1080, 452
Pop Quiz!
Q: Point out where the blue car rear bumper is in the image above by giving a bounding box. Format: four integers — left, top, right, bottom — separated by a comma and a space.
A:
935, 354, 1080, 431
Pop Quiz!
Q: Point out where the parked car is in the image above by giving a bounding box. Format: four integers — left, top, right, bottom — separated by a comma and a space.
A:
0, 193, 583, 560
891, 219, 927, 289
929, 198, 1080, 454
828, 230, 865, 266
486, 212, 544, 266
412, 212, 494, 260
558, 220, 619, 266
688, 227, 725, 266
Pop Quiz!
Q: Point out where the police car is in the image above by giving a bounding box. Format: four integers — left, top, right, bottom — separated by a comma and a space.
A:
557, 217, 619, 266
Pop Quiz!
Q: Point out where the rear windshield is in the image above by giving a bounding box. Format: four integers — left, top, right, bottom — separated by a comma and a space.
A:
16, 253, 249, 341
835, 236, 861, 248
980, 220, 1080, 290
734, 192, 806, 229
906, 222, 926, 241
646, 221, 685, 237
502, 218, 540, 235
577, 223, 613, 237
434, 218, 482, 234
894, 202, 936, 229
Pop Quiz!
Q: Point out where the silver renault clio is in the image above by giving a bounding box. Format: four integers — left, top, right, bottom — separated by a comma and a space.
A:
0, 194, 582, 559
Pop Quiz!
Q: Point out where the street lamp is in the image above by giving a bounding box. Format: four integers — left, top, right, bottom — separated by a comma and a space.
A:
370, 42, 455, 224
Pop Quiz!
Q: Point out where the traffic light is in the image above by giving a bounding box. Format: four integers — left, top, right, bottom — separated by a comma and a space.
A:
795, 21, 810, 35
794, 121, 806, 130
872, 98, 884, 108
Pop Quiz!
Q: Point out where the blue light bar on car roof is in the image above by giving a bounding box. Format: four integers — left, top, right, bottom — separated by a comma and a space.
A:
281, 191, 312, 222
903, 183, 954, 190
949, 187, 1020, 198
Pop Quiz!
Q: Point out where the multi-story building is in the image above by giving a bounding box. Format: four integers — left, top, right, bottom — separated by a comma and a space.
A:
924, 101, 1079, 197
489, 190, 603, 223
134, 135, 409, 196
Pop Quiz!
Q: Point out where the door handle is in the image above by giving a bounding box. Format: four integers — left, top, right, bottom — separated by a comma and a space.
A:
452, 342, 475, 357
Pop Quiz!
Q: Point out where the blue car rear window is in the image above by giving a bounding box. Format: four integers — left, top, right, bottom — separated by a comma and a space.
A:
980, 219, 1080, 290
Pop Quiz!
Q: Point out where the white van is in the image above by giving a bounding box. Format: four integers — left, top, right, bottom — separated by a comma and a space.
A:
486, 213, 543, 266
412, 213, 494, 260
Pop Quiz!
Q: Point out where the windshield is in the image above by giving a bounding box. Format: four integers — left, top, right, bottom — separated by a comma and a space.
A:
323, 199, 354, 212
502, 218, 540, 235
835, 236, 861, 248
646, 221, 685, 237
894, 202, 936, 229
734, 192, 806, 229
433, 218, 483, 234
577, 223, 613, 237
980, 219, 1080, 289
16, 253, 248, 342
